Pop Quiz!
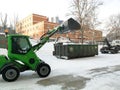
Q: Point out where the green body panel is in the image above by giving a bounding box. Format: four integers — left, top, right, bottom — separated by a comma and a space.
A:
0, 55, 10, 69
7, 34, 41, 70
8, 50, 41, 70
0, 34, 51, 72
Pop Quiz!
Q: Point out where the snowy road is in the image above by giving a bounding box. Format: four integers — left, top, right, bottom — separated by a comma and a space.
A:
37, 65, 120, 90
0, 42, 120, 90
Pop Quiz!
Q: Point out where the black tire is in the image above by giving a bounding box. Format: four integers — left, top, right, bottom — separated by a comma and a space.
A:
2, 66, 20, 82
100, 50, 108, 54
110, 50, 118, 54
110, 50, 115, 54
37, 63, 51, 77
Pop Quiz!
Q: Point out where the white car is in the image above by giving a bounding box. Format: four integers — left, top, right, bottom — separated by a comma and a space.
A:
112, 40, 120, 46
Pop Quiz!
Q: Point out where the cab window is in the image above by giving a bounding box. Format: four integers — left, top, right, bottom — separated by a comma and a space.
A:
12, 36, 31, 54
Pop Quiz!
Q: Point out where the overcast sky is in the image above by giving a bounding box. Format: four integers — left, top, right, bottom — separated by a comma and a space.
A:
0, 0, 119, 20
0, 0, 71, 20
0, 0, 120, 35
98, 0, 120, 21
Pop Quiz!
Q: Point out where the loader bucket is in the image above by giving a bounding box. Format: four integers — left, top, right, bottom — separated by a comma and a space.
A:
60, 18, 81, 33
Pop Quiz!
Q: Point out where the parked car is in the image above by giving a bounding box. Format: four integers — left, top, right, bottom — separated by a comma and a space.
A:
112, 40, 120, 46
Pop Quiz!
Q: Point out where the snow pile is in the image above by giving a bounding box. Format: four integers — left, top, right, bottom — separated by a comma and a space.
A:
0, 48, 7, 56
82, 71, 120, 90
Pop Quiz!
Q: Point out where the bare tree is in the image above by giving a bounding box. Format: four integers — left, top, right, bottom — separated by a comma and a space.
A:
10, 14, 19, 31
106, 14, 120, 40
0, 13, 8, 30
68, 0, 103, 43
0, 13, 18, 34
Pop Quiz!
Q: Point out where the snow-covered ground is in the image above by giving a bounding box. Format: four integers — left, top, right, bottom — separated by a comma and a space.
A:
0, 42, 120, 90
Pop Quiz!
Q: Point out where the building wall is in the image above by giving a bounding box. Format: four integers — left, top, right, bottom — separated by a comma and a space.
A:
52, 29, 102, 43
16, 14, 58, 39
16, 13, 102, 42
33, 14, 48, 24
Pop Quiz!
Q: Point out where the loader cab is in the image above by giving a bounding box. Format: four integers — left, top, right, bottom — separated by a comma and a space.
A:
8, 35, 32, 54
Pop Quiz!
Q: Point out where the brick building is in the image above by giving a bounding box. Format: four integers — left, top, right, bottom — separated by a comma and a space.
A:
52, 29, 102, 43
16, 14, 102, 43
16, 14, 58, 39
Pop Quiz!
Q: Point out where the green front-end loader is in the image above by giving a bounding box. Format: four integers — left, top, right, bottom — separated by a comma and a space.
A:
0, 18, 81, 82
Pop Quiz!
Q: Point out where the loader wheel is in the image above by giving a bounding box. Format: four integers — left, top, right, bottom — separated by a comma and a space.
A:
2, 66, 20, 82
37, 63, 51, 77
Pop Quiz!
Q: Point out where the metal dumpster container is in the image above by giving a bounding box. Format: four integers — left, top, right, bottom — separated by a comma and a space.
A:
53, 43, 98, 59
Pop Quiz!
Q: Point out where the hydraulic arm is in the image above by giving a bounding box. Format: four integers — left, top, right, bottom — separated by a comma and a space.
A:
32, 18, 81, 51
104, 38, 111, 48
